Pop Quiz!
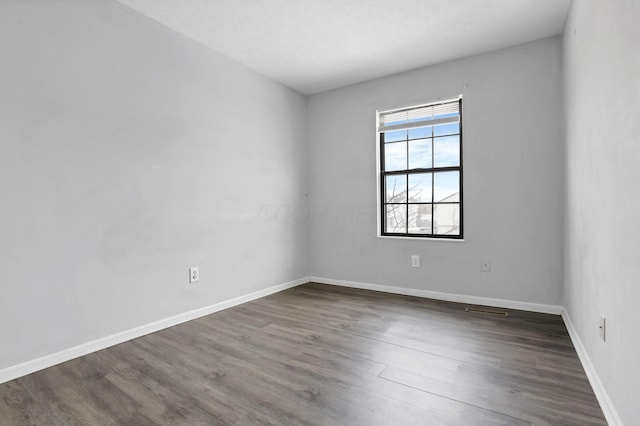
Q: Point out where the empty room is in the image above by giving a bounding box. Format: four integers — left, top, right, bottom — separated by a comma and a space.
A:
0, 0, 638, 424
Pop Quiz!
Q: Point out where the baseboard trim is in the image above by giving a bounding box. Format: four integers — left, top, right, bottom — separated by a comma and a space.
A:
2, 276, 620, 426
309, 276, 563, 314
0, 277, 307, 385
562, 310, 623, 426
309, 276, 619, 424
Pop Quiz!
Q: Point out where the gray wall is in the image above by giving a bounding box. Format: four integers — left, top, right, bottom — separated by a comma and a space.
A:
5, 5, 636, 423
563, 1, 640, 424
308, 37, 564, 306
0, 0, 308, 370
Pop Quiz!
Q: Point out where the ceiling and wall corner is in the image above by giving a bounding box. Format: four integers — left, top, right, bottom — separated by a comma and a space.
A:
115, 0, 571, 95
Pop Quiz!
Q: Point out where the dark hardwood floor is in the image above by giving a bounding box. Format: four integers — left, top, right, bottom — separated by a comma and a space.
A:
0, 283, 606, 425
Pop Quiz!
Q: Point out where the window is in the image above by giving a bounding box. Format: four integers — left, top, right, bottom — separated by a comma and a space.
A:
378, 97, 463, 238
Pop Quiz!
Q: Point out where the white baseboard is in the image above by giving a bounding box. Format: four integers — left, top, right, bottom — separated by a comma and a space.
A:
1, 276, 620, 426
0, 277, 307, 385
562, 310, 623, 426
309, 276, 563, 314
309, 276, 620, 425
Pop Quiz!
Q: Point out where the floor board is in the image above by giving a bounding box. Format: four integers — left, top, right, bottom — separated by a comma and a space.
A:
0, 283, 607, 425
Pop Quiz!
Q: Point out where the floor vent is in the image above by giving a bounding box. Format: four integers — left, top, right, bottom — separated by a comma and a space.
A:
465, 307, 509, 317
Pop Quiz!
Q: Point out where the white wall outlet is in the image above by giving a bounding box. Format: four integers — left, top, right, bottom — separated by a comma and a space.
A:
481, 260, 491, 272
599, 315, 606, 342
189, 267, 200, 283
411, 255, 420, 268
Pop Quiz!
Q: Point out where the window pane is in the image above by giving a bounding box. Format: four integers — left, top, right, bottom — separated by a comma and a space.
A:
408, 139, 432, 169
408, 173, 432, 202
385, 204, 406, 233
434, 203, 460, 235
378, 99, 462, 239
384, 129, 407, 142
385, 175, 407, 203
408, 204, 432, 234
408, 126, 431, 140
433, 122, 459, 137
384, 141, 407, 171
433, 171, 459, 202
434, 135, 460, 167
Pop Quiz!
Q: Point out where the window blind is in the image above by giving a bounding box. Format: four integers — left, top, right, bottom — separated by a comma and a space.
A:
378, 98, 460, 133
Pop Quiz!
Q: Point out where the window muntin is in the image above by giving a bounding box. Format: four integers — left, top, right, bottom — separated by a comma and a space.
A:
378, 98, 462, 238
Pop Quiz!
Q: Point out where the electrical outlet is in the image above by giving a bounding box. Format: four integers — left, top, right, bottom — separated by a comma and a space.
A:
481, 260, 491, 272
411, 255, 420, 268
599, 316, 606, 342
189, 267, 200, 283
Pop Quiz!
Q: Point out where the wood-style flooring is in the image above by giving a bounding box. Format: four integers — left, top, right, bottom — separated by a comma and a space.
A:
0, 283, 606, 425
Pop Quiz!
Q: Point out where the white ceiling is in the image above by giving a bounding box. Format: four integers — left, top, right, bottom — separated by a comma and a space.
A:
116, 0, 571, 95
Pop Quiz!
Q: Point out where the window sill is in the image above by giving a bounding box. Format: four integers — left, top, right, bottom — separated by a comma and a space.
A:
376, 235, 466, 242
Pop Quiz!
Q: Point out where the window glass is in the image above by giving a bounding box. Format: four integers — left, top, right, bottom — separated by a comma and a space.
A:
378, 98, 462, 238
